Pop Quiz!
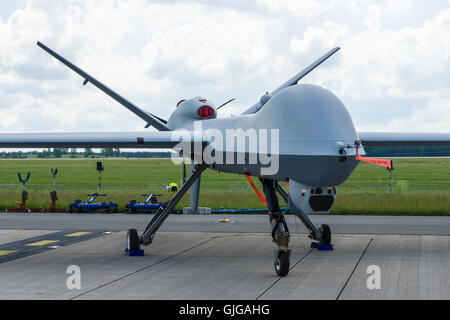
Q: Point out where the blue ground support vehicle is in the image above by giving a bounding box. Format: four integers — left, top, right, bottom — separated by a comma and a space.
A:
125, 194, 163, 214
69, 193, 118, 213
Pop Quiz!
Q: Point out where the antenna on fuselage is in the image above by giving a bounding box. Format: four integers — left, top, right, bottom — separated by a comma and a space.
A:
216, 98, 236, 110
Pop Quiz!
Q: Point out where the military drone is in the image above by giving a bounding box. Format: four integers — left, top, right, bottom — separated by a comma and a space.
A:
1, 42, 449, 276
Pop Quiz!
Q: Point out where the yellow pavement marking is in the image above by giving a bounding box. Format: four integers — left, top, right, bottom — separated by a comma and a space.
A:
25, 240, 59, 247
65, 232, 92, 237
0, 250, 17, 256
216, 218, 234, 223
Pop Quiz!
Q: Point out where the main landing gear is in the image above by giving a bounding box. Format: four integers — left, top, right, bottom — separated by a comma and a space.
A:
125, 162, 209, 253
127, 228, 140, 251
125, 168, 331, 278
262, 179, 332, 277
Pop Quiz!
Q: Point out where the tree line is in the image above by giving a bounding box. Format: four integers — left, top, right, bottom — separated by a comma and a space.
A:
365, 146, 450, 157
1, 146, 449, 159
0, 148, 174, 159
0, 148, 121, 158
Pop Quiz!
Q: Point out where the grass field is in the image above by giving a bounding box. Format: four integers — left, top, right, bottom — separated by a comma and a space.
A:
0, 158, 449, 215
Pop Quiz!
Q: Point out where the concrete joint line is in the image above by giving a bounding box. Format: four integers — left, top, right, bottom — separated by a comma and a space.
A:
256, 248, 315, 300
336, 238, 373, 300
70, 235, 219, 300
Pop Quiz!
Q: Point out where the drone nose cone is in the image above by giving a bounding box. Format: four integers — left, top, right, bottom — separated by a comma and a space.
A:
167, 97, 217, 129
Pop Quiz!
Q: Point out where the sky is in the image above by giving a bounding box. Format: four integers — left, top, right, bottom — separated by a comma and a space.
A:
0, 0, 449, 136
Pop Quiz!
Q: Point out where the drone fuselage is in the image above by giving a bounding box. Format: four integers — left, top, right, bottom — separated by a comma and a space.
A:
171, 84, 363, 188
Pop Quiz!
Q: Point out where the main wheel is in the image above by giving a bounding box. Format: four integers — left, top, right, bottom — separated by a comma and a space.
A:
127, 229, 140, 251
274, 250, 290, 277
320, 224, 331, 245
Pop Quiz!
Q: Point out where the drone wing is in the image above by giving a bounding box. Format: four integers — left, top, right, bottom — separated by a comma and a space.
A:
0, 131, 205, 150
358, 132, 450, 146
242, 47, 340, 115
37, 42, 170, 131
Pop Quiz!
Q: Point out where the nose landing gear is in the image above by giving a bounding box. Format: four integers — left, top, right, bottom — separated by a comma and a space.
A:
261, 179, 292, 277
274, 249, 290, 277
272, 215, 291, 277
261, 179, 335, 276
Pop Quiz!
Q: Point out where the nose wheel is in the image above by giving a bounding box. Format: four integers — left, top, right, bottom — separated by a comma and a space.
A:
274, 249, 290, 277
260, 179, 294, 277
272, 228, 291, 277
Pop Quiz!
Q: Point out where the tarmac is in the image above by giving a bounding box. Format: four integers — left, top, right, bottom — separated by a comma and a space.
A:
0, 212, 448, 300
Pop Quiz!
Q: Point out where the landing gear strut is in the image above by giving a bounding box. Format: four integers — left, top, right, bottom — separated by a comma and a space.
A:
127, 162, 209, 252
274, 181, 331, 245
262, 180, 334, 276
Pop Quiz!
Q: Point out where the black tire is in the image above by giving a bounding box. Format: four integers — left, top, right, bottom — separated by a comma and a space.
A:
274, 251, 290, 277
320, 224, 331, 245
127, 229, 140, 251
125, 208, 132, 214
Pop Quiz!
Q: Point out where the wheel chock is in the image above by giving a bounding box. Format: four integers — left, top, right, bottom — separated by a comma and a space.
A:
310, 242, 334, 251
123, 248, 145, 256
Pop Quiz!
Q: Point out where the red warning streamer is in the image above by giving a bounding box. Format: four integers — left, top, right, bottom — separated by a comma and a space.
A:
245, 174, 267, 206
354, 140, 393, 170
356, 155, 393, 170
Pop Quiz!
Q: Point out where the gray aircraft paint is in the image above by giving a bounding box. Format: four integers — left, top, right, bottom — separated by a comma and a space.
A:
169, 84, 361, 186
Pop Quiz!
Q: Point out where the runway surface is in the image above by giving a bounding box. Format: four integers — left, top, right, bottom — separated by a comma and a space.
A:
1, 212, 449, 235
0, 213, 448, 300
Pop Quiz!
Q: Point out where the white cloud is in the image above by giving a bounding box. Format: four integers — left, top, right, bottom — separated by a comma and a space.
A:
289, 21, 350, 54
0, 0, 448, 134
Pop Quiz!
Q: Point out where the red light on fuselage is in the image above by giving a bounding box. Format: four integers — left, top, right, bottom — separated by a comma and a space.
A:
198, 106, 214, 119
